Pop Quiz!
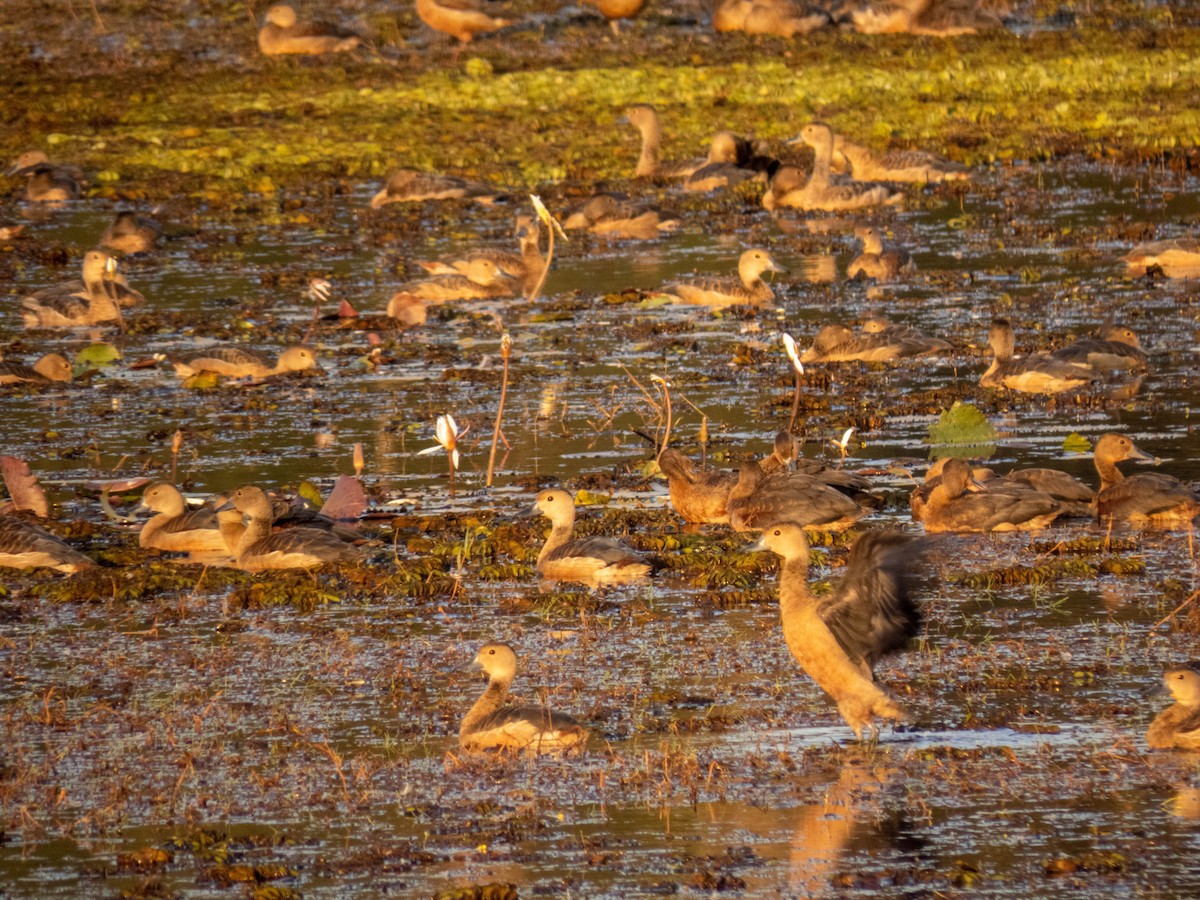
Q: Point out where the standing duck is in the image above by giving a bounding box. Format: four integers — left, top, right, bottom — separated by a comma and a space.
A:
528, 489, 651, 586
258, 4, 361, 55
920, 458, 1062, 533
415, 0, 513, 49
846, 226, 916, 281
980, 319, 1095, 394
753, 524, 924, 740
135, 483, 228, 554
1146, 663, 1200, 751
1092, 434, 1200, 527
771, 124, 903, 212
664, 248, 784, 306
459, 643, 589, 754
583, 0, 645, 34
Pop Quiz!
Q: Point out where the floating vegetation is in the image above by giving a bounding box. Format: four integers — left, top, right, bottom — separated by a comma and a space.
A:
926, 401, 997, 454
950, 556, 1145, 589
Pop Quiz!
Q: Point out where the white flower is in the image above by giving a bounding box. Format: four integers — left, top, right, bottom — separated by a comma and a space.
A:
418, 414, 469, 470
830, 427, 855, 460
781, 333, 804, 375
306, 278, 332, 303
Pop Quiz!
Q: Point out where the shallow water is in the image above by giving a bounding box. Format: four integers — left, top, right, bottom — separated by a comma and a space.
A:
5, 12, 1200, 895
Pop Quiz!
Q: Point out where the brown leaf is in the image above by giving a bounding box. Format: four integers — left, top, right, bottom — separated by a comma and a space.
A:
0, 456, 49, 517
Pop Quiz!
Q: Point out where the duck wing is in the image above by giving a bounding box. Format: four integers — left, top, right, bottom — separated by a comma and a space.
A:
816, 530, 923, 671
544, 536, 645, 568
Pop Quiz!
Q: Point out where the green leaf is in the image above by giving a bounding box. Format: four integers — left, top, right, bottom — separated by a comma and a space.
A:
1062, 432, 1092, 454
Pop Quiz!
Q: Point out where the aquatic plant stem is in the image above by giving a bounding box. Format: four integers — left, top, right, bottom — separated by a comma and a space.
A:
486, 334, 512, 488
651, 376, 671, 464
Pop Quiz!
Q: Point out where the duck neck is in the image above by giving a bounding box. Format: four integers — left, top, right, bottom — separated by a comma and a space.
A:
538, 520, 575, 566
237, 513, 273, 556
1095, 457, 1124, 491
861, 233, 883, 254
809, 137, 832, 187
778, 556, 814, 616
636, 122, 661, 177
521, 230, 546, 271
460, 674, 511, 738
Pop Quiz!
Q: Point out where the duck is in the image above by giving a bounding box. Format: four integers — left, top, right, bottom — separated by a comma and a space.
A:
21, 250, 143, 329
664, 248, 784, 306
561, 194, 681, 239
415, 0, 513, 48
392, 259, 519, 304
910, 457, 1094, 523
1146, 663, 1200, 751
1050, 323, 1148, 373
370, 168, 507, 208
415, 215, 546, 294
258, 4, 361, 55
100, 211, 161, 255
622, 105, 708, 179
0, 353, 73, 385
920, 457, 1062, 533
832, 135, 970, 183
528, 489, 651, 586
217, 485, 360, 571
170, 344, 320, 379
850, 0, 1000, 36
980, 319, 1096, 394
7, 151, 84, 203
1092, 433, 1200, 528
713, 0, 831, 37
752, 523, 924, 740
771, 124, 903, 212
846, 226, 916, 281
135, 483, 228, 554
459, 643, 589, 754
1124, 238, 1200, 279
683, 132, 778, 192
727, 461, 865, 532
583, 0, 645, 34
0, 515, 94, 574
801, 321, 950, 363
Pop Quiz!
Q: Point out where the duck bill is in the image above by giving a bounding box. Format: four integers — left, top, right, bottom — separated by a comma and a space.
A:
966, 478, 987, 493
1125, 445, 1155, 463
1144, 682, 1170, 699
214, 498, 235, 513
747, 534, 769, 553
518, 502, 541, 518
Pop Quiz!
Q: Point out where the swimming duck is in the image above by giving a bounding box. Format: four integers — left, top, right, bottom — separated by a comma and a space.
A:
800, 321, 949, 363
1147, 663, 1200, 751
920, 457, 1061, 533
664, 248, 784, 306
393, 259, 519, 303
415, 0, 513, 47
416, 216, 545, 294
0, 353, 73, 385
21, 250, 143, 329
528, 488, 651, 586
911, 457, 1094, 522
832, 135, 969, 183
370, 168, 506, 208
728, 462, 865, 532
0, 516, 94, 573
623, 105, 708, 179
850, 0, 1000, 35
980, 319, 1096, 394
135, 483, 227, 554
561, 194, 681, 239
7, 151, 84, 203
684, 132, 777, 192
258, 4, 361, 55
171, 344, 320, 379
217, 485, 360, 571
772, 124, 903, 212
459, 642, 589, 754
846, 226, 916, 281
100, 211, 161, 255
1093, 433, 1200, 527
1050, 323, 1148, 373
1124, 238, 1200, 279
583, 0, 645, 33
753, 524, 923, 740
713, 0, 831, 36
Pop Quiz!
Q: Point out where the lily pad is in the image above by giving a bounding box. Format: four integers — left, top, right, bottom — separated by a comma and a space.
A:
1062, 433, 1092, 454
927, 402, 997, 457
